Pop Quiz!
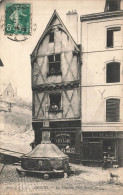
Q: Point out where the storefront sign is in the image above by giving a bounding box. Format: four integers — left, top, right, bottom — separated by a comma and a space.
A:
83, 132, 123, 138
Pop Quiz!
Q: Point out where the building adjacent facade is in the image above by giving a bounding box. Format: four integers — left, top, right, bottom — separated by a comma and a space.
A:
31, 11, 81, 163
81, 0, 123, 166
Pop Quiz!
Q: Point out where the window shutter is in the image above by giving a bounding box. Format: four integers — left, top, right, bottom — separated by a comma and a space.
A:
106, 99, 120, 122
114, 30, 121, 47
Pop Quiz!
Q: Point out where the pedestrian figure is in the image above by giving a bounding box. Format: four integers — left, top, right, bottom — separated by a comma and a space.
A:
102, 155, 107, 169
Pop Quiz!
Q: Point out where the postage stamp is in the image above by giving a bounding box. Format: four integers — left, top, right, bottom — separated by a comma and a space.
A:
5, 3, 31, 35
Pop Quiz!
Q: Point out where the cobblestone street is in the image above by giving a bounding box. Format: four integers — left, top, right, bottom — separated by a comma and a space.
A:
0, 164, 123, 195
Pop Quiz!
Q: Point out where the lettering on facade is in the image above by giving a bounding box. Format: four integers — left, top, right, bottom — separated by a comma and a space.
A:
84, 132, 123, 138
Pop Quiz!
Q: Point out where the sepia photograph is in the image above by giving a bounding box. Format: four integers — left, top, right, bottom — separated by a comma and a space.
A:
0, 0, 123, 194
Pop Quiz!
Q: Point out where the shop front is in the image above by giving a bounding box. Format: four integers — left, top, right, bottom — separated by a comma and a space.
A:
81, 131, 123, 167
50, 127, 81, 164
33, 120, 81, 164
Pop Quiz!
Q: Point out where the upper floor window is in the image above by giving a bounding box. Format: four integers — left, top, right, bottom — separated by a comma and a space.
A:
106, 62, 120, 83
48, 54, 61, 76
49, 32, 54, 43
106, 98, 120, 122
107, 27, 121, 48
105, 0, 121, 12
49, 93, 62, 112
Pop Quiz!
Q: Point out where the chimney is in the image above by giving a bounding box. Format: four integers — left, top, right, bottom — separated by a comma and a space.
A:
66, 10, 78, 43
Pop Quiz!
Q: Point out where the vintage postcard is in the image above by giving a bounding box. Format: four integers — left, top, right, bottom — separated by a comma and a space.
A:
0, 0, 123, 194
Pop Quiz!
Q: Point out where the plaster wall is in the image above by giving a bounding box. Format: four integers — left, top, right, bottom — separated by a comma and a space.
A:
32, 29, 79, 86
81, 15, 123, 129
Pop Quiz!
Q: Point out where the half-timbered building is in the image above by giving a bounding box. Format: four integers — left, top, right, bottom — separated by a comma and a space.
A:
31, 10, 81, 163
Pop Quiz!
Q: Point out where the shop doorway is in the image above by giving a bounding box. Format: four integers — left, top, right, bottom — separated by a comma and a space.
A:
103, 139, 116, 158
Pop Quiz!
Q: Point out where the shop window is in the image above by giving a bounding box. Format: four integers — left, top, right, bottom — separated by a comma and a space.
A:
103, 139, 116, 158
49, 32, 54, 43
107, 27, 121, 48
106, 62, 120, 83
82, 139, 103, 161
106, 98, 120, 122
50, 130, 75, 153
104, 0, 121, 12
49, 93, 62, 112
47, 54, 61, 76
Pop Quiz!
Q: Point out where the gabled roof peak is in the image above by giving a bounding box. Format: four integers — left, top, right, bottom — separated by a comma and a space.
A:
31, 10, 79, 57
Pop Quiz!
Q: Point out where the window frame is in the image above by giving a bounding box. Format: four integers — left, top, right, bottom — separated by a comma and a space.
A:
106, 62, 120, 83
49, 32, 54, 43
48, 93, 63, 113
106, 27, 121, 48
47, 54, 62, 77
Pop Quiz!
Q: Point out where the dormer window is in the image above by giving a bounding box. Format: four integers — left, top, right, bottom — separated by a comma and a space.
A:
47, 54, 62, 76
105, 0, 121, 12
49, 32, 54, 43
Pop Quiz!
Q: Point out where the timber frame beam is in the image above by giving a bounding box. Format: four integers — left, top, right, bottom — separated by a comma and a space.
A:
32, 80, 80, 92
